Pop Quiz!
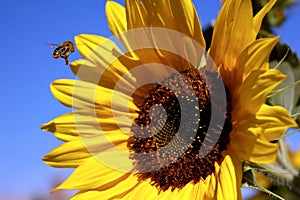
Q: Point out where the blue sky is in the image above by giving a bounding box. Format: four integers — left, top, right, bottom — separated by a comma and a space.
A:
0, 0, 299, 199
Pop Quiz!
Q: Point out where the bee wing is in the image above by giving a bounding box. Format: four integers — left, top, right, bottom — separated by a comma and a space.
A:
45, 43, 59, 48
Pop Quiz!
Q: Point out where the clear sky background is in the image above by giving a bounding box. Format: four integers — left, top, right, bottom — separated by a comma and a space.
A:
0, 0, 299, 199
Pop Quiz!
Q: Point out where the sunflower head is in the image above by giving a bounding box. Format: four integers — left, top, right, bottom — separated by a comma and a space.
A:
42, 0, 298, 199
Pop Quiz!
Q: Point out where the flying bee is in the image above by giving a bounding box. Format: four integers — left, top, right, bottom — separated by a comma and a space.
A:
48, 41, 75, 65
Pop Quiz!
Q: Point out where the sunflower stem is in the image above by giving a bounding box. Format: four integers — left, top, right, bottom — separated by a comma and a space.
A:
268, 80, 300, 98
273, 129, 300, 141
274, 49, 290, 69
291, 112, 300, 118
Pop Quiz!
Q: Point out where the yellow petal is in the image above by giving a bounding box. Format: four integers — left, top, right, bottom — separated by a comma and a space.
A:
106, 0, 143, 59
50, 79, 138, 113
141, 0, 177, 29
41, 110, 136, 156
217, 151, 242, 200
236, 36, 279, 82
74, 34, 138, 90
42, 110, 130, 131
229, 127, 280, 163
52, 132, 78, 142
206, 151, 242, 199
41, 114, 81, 141
193, 180, 208, 199
71, 191, 104, 200
124, 181, 206, 200
43, 127, 129, 168
121, 180, 160, 200
209, 0, 255, 71
253, 0, 276, 34
170, 0, 205, 48
230, 102, 296, 164
41, 109, 134, 145
106, 1, 127, 35
125, 0, 149, 29
70, 58, 137, 93
75, 34, 121, 62
233, 69, 286, 118
205, 170, 217, 199
43, 141, 90, 168
54, 157, 130, 192
71, 174, 140, 200
174, 183, 200, 200
121, 179, 198, 200
70, 59, 102, 84
41, 111, 101, 140
256, 104, 298, 141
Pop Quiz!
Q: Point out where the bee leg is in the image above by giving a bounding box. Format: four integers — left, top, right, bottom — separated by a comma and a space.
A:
63, 54, 69, 65
60, 54, 68, 65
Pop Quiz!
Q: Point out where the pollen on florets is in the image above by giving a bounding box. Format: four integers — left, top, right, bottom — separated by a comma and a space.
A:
127, 68, 232, 191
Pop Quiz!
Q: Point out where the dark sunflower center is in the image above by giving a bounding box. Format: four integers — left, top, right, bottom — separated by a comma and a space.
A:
127, 68, 232, 191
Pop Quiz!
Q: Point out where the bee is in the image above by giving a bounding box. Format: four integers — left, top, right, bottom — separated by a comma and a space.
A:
48, 41, 75, 65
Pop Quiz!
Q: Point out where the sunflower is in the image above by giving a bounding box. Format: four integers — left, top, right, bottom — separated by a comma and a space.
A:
41, 0, 298, 199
